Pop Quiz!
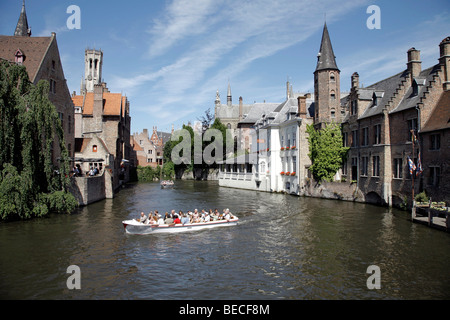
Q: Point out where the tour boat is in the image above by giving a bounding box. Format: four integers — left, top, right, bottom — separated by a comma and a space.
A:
122, 217, 239, 234
160, 180, 174, 188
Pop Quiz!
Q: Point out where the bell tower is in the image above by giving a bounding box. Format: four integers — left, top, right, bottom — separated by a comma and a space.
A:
313, 22, 340, 129
83, 49, 103, 93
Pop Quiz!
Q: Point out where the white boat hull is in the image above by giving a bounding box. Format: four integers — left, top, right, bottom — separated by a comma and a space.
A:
122, 218, 239, 234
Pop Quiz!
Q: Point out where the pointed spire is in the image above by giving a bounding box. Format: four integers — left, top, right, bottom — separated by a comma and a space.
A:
315, 22, 338, 72
14, 0, 31, 37
227, 81, 232, 107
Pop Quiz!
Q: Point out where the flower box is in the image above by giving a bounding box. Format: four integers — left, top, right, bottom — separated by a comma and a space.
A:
285, 172, 290, 175
266, 148, 270, 152
285, 146, 290, 150
291, 172, 296, 176
280, 147, 285, 151
280, 172, 285, 175
291, 146, 296, 150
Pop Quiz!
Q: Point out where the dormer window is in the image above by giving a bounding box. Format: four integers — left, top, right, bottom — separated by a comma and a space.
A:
412, 82, 418, 96
351, 100, 357, 115
14, 49, 26, 65
372, 91, 384, 107
412, 78, 425, 96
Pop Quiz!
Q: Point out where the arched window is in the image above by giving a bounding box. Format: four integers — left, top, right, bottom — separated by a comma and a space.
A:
227, 123, 232, 129
330, 73, 335, 82
93, 145, 97, 152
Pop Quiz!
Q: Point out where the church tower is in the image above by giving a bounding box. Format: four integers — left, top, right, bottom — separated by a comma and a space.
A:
227, 82, 232, 107
82, 49, 103, 93
14, 0, 31, 37
313, 23, 340, 129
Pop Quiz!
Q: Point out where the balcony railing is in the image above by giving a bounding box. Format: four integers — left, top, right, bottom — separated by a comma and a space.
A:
218, 172, 254, 181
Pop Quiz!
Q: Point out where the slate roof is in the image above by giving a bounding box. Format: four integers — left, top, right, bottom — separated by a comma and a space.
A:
14, 1, 31, 37
315, 23, 339, 72
215, 103, 253, 119
390, 65, 440, 114
238, 103, 280, 124
358, 70, 408, 119
252, 95, 315, 129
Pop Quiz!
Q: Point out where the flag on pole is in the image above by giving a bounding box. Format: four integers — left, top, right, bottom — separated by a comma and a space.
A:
416, 151, 423, 176
407, 156, 416, 176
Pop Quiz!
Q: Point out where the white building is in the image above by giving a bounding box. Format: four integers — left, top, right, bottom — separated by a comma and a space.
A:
219, 85, 314, 195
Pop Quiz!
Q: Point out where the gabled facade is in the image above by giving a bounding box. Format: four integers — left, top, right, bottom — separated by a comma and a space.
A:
132, 127, 166, 168
341, 37, 450, 206
0, 2, 75, 164
71, 49, 132, 192
219, 88, 314, 194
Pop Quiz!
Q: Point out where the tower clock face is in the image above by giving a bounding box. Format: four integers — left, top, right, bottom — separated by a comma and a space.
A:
87, 75, 92, 81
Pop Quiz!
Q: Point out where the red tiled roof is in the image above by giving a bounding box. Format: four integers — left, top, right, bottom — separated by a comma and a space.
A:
103, 93, 123, 116
71, 92, 125, 116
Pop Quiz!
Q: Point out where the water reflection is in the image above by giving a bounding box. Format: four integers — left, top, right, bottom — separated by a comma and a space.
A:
0, 181, 449, 299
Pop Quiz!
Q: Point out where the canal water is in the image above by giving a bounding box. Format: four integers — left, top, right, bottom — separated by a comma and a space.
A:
0, 180, 449, 300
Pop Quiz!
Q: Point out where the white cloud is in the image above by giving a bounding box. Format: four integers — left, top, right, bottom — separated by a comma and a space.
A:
112, 0, 372, 128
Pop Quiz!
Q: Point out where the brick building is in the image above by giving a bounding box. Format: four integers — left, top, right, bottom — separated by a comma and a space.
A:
0, 1, 75, 164
341, 37, 450, 206
71, 49, 132, 194
217, 21, 449, 208
131, 127, 169, 168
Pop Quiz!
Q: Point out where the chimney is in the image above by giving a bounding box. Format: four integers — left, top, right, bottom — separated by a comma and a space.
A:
351, 72, 359, 89
286, 80, 290, 99
93, 83, 103, 118
298, 95, 307, 118
407, 47, 421, 83
239, 96, 243, 121
439, 37, 450, 91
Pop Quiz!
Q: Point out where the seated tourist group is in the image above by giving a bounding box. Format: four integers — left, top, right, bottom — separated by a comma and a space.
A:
137, 208, 235, 226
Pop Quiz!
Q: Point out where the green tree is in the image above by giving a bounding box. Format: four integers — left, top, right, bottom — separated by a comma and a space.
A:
306, 123, 349, 183
0, 60, 77, 220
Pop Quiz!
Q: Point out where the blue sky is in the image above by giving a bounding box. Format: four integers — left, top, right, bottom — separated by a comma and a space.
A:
1, 0, 449, 134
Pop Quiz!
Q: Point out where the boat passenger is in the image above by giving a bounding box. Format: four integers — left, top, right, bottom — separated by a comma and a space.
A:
173, 214, 181, 225
164, 212, 174, 225
156, 211, 164, 225
224, 209, 230, 221
181, 212, 190, 225
148, 212, 158, 224
204, 211, 211, 222
192, 209, 200, 223
139, 212, 148, 224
